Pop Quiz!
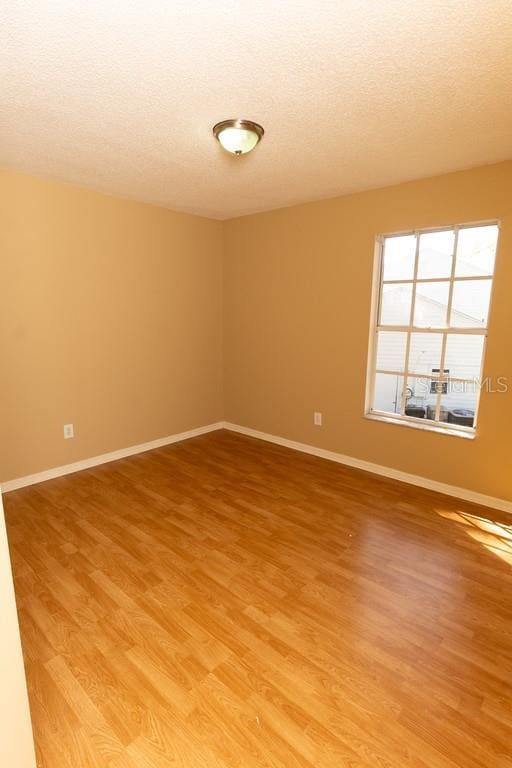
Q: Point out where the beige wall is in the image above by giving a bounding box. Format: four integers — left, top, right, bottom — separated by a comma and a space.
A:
2, 162, 512, 501
223, 160, 512, 501
0, 170, 223, 481
0, 494, 36, 768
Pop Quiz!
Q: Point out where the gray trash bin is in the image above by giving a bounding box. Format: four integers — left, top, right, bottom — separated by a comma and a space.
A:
448, 409, 474, 427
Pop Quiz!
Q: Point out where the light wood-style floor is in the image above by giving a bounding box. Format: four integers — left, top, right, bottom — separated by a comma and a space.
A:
4, 429, 512, 768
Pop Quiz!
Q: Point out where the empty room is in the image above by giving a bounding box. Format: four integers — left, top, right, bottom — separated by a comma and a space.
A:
1, 2, 512, 767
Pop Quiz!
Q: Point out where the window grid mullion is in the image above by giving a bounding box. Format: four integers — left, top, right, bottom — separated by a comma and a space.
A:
382, 274, 493, 286
434, 228, 459, 421
375, 369, 476, 384
400, 232, 420, 416
376, 325, 486, 335
368, 238, 386, 415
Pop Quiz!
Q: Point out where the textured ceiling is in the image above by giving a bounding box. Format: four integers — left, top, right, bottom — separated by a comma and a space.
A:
2, 1, 512, 219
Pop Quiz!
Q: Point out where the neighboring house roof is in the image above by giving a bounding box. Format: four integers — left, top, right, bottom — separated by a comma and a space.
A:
383, 284, 484, 327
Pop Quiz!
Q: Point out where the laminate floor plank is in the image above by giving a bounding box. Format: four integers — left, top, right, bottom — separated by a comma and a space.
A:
3, 429, 512, 767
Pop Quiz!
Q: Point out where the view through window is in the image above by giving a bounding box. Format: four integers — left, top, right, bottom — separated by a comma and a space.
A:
367, 223, 499, 433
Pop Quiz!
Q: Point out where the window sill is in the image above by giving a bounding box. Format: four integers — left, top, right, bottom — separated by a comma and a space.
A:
365, 412, 476, 439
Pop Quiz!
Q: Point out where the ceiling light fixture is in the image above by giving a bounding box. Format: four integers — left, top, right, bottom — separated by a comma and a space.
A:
213, 119, 264, 156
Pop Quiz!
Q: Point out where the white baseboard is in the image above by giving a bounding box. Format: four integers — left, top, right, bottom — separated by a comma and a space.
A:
3, 419, 510, 514
223, 422, 512, 515
1, 422, 224, 493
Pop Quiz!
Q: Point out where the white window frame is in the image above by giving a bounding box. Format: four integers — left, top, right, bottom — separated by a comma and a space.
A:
365, 220, 500, 438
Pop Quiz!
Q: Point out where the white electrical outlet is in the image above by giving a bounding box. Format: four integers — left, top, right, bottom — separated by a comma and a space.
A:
63, 423, 74, 439
314, 412, 322, 426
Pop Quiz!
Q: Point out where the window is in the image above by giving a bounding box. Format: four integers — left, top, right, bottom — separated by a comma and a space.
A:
366, 222, 499, 435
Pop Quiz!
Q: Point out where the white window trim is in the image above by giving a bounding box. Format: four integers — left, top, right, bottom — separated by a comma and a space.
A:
364, 412, 476, 439
365, 220, 500, 437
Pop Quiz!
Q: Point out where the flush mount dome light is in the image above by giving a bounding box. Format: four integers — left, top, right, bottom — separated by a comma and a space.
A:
213, 119, 264, 156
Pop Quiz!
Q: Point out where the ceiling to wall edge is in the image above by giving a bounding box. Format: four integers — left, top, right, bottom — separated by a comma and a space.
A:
3, 156, 511, 222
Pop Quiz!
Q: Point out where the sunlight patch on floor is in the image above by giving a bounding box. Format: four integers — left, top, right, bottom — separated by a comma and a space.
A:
436, 507, 512, 565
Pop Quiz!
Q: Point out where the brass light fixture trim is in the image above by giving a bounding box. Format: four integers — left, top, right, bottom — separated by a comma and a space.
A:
213, 119, 264, 156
